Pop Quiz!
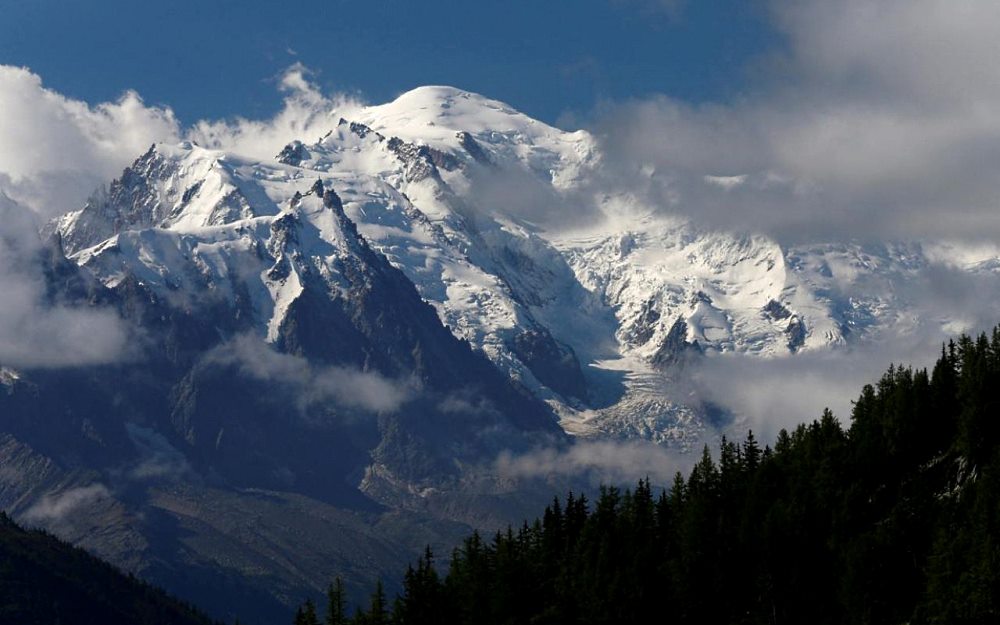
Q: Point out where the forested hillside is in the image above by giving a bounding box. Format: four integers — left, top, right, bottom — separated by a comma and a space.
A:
0, 512, 220, 625
299, 330, 1000, 625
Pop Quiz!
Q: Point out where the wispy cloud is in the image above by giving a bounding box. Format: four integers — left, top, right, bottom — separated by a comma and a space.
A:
125, 424, 195, 482
22, 484, 112, 523
204, 335, 413, 414
609, 0, 686, 19
0, 63, 360, 219
187, 63, 364, 163
0, 193, 130, 368
496, 439, 693, 486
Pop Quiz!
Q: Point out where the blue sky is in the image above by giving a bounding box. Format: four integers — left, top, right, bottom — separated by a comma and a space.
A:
2, 0, 998, 245
1, 0, 999, 433
0, 0, 774, 125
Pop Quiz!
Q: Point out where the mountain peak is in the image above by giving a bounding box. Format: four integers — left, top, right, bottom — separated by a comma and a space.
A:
388, 85, 501, 111
355, 85, 572, 149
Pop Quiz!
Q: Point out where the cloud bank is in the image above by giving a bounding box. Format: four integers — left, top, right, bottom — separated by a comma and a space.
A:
0, 192, 130, 368
594, 0, 1000, 243
496, 439, 694, 486
0, 65, 180, 219
0, 63, 361, 219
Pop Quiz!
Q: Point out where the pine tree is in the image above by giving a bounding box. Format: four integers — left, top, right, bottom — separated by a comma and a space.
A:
301, 599, 320, 625
325, 577, 346, 625
367, 580, 387, 625
298, 327, 1000, 625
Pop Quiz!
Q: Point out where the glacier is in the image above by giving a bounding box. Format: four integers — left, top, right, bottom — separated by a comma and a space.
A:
50, 84, 1000, 448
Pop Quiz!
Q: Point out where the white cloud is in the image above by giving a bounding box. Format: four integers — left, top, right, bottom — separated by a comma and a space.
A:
0, 65, 180, 218
205, 335, 412, 414
125, 424, 194, 482
0, 192, 130, 368
0, 63, 361, 219
687, 272, 1000, 443
22, 484, 112, 523
496, 439, 693, 486
594, 0, 1000, 243
187, 63, 364, 162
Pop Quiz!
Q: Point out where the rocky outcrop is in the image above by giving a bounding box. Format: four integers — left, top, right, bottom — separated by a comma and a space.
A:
276, 140, 310, 166
651, 318, 703, 368
385, 136, 461, 183
509, 328, 588, 402
456, 131, 492, 165
786, 315, 807, 352
763, 299, 792, 321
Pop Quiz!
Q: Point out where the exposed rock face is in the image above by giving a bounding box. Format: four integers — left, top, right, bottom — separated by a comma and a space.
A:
56, 144, 274, 256
340, 118, 384, 141
763, 299, 792, 321
276, 140, 311, 166
385, 136, 461, 182
457, 131, 492, 165
509, 329, 588, 402
786, 315, 807, 352
628, 299, 662, 347
54, 146, 172, 254
652, 318, 703, 368
763, 300, 806, 351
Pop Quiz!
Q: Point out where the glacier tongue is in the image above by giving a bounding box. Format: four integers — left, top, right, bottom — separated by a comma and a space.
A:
52, 84, 1000, 446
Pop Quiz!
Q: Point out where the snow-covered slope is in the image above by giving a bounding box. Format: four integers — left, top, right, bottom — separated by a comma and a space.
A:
53, 85, 1000, 447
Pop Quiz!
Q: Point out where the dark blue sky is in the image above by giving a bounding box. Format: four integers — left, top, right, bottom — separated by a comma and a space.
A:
0, 0, 776, 127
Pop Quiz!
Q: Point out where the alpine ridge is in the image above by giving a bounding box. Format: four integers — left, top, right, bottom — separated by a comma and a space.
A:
51, 85, 1000, 446
2, 84, 999, 623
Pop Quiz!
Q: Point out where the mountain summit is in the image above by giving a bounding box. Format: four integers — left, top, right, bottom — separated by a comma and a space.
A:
2, 85, 998, 622
53, 86, 998, 444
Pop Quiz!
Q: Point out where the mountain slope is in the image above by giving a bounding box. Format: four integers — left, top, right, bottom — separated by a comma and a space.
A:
5, 83, 1000, 622
44, 85, 1000, 448
316, 329, 1000, 625
3, 151, 565, 621
0, 512, 218, 625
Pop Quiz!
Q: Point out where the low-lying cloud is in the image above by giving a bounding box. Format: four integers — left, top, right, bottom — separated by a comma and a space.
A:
496, 439, 693, 487
125, 424, 195, 482
205, 335, 413, 414
680, 280, 1000, 443
0, 193, 130, 368
22, 483, 112, 523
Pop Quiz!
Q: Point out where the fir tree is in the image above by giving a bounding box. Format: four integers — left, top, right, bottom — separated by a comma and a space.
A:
325, 578, 346, 625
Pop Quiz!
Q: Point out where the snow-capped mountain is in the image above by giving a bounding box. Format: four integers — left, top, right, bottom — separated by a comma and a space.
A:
5, 84, 1000, 621
41, 85, 998, 450
51, 85, 1000, 448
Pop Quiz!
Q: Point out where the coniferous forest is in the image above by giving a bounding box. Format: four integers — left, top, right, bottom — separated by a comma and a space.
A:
296, 330, 1000, 625
0, 512, 219, 625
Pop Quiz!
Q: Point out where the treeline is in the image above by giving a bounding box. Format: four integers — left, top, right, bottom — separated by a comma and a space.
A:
296, 330, 1000, 624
